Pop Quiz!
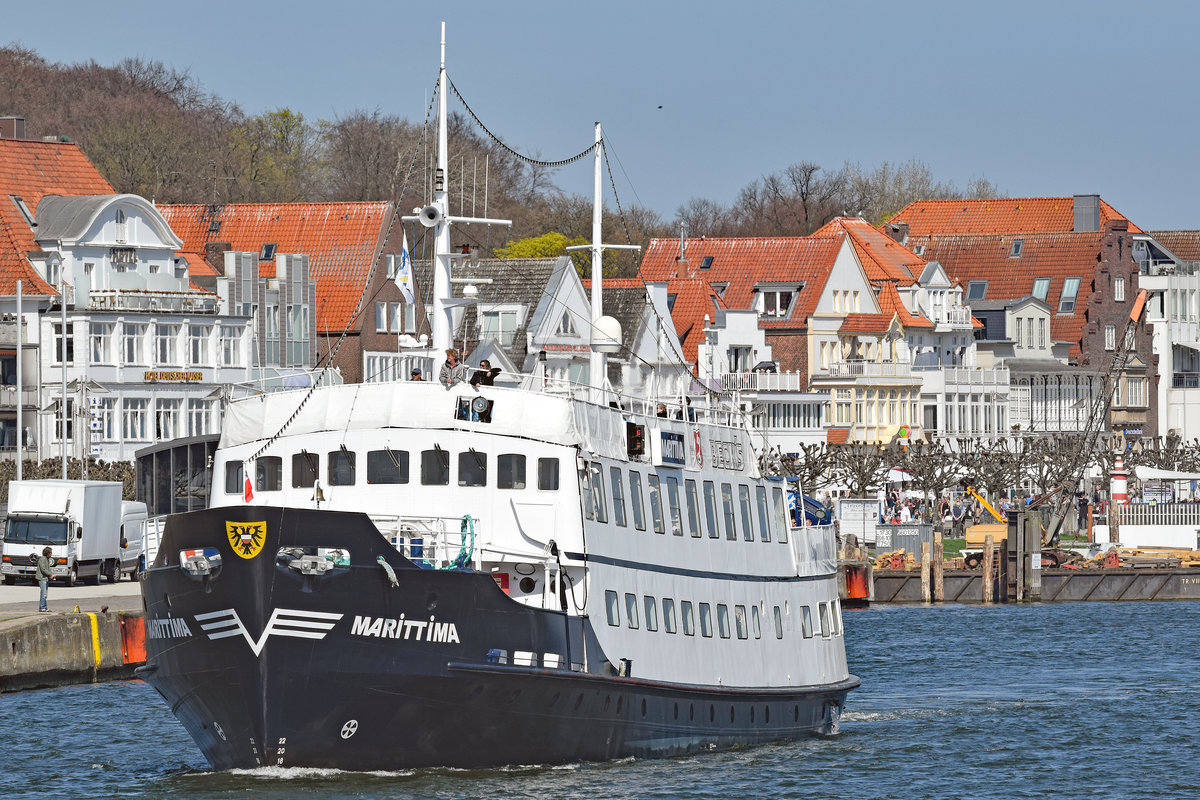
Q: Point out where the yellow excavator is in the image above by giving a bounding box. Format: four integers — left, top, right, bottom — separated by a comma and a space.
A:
960, 486, 1008, 569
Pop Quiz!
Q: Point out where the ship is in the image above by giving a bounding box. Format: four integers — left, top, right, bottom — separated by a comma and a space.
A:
138, 24, 859, 771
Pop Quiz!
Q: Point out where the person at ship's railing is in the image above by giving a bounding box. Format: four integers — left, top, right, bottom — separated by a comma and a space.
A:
440, 348, 468, 387
656, 403, 668, 418
410, 367, 423, 381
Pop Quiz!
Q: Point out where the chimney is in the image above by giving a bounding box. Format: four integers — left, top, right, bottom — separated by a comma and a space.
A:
0, 117, 27, 140
1073, 194, 1100, 232
883, 220, 909, 244
205, 241, 232, 275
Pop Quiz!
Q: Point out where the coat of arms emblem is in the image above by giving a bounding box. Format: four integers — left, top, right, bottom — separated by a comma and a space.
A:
226, 521, 267, 559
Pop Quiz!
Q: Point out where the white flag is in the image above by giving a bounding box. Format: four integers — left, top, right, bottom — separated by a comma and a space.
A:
394, 231, 416, 304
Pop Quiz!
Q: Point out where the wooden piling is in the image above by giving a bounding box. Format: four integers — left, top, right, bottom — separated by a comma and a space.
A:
921, 542, 931, 603
933, 532, 944, 602
982, 534, 995, 604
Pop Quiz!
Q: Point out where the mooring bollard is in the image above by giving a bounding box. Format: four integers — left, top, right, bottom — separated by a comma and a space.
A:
921, 542, 931, 603
933, 532, 944, 603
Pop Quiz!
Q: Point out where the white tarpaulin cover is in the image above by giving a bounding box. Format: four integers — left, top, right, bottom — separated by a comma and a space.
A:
1133, 465, 1200, 482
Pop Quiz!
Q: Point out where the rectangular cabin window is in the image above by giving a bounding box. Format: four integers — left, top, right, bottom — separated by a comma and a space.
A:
819, 602, 832, 638
801, 605, 814, 638
537, 457, 559, 490
497, 454, 526, 489
699, 603, 713, 638
665, 476, 683, 536
684, 479, 701, 537
225, 461, 243, 494
256, 456, 282, 492
774, 606, 785, 639
717, 604, 731, 639
328, 450, 356, 486
610, 466, 627, 527
755, 485, 772, 543
605, 590, 619, 627
647, 474, 665, 534
367, 449, 409, 484
581, 463, 595, 521
721, 483, 737, 540
734, 605, 748, 639
458, 451, 487, 487
751, 605, 762, 639
421, 448, 450, 485
629, 471, 646, 531
589, 462, 608, 523
703, 481, 719, 539
681, 600, 695, 636
832, 598, 843, 636
644, 596, 659, 632
738, 485, 755, 541
772, 486, 789, 543
662, 598, 677, 634
624, 592, 639, 629
291, 452, 318, 488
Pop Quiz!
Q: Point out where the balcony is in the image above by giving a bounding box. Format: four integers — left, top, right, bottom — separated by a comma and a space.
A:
914, 365, 1010, 386
1172, 372, 1200, 389
0, 384, 39, 408
929, 306, 973, 327
89, 289, 219, 315
721, 371, 808, 392
822, 361, 913, 379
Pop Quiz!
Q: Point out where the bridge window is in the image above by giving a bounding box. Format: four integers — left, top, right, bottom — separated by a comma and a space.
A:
588, 462, 608, 523
832, 598, 843, 636
721, 483, 736, 540
756, 486, 771, 542
256, 456, 282, 492
774, 606, 784, 639
367, 449, 409, 484
681, 600, 695, 636
734, 605, 748, 639
292, 452, 318, 488
537, 457, 559, 491
662, 598, 677, 634
703, 481, 719, 538
751, 605, 762, 639
684, 479, 701, 537
629, 471, 646, 530
699, 603, 713, 638
610, 467, 627, 527
421, 448, 449, 485
819, 602, 832, 638
647, 474, 665, 534
458, 451, 487, 487
717, 604, 731, 639
328, 450, 356, 486
801, 605, 814, 638
665, 476, 683, 536
224, 461, 243, 494
772, 486, 789, 543
738, 485, 755, 541
497, 454, 526, 489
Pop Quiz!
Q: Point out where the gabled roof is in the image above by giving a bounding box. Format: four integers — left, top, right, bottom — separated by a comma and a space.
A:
0, 139, 114, 295
810, 217, 922, 285
1147, 230, 1200, 262
640, 236, 842, 326
889, 196, 1141, 237
160, 202, 393, 332
876, 282, 932, 328
839, 312, 895, 336
587, 277, 725, 365
918, 231, 1104, 355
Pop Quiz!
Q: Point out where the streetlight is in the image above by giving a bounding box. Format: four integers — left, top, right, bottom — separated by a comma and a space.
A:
47, 252, 66, 479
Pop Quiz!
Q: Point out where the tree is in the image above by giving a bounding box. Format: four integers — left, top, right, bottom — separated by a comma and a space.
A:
896, 439, 959, 520
494, 231, 587, 260
781, 442, 834, 494
230, 108, 320, 202
830, 443, 890, 498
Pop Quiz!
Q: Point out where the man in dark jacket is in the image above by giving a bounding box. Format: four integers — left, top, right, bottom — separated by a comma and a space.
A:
469, 359, 501, 387
36, 546, 54, 612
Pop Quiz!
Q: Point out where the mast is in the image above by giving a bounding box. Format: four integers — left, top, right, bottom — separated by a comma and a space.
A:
589, 122, 604, 393
431, 22, 452, 353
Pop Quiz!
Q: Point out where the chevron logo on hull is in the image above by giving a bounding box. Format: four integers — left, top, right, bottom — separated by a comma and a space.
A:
195, 608, 344, 656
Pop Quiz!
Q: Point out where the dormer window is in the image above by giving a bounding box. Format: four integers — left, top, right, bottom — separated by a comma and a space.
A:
711, 283, 729, 298
667, 293, 678, 311
966, 281, 988, 301
1059, 277, 1081, 313
260, 243, 277, 260
700, 256, 714, 269
759, 288, 794, 318
912, 244, 925, 256
1009, 239, 1023, 257
1032, 277, 1050, 302
555, 311, 576, 336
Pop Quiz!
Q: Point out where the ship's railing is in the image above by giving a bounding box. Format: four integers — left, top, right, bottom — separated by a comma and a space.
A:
1113, 502, 1200, 526
370, 513, 486, 570
790, 523, 838, 576
142, 515, 168, 566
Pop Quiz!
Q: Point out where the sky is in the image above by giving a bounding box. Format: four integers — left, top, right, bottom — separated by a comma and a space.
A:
5, 0, 1199, 229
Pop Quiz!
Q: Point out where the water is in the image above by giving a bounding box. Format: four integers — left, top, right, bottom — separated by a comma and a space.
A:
4, 601, 1197, 799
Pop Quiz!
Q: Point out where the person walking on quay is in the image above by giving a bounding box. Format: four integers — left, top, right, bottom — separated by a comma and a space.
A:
36, 546, 53, 612
951, 498, 966, 538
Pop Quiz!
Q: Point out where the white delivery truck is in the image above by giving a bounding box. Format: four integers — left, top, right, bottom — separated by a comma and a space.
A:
1, 480, 147, 586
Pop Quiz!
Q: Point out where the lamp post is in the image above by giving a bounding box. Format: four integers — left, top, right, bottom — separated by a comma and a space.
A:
48, 253, 67, 479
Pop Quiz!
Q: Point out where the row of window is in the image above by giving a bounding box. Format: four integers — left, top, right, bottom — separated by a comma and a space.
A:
56, 397, 215, 442
969, 276, 1081, 313
55, 322, 245, 368
581, 461, 790, 544
225, 449, 562, 494
604, 591, 843, 641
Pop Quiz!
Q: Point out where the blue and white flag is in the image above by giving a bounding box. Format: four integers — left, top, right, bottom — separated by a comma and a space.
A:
394, 230, 415, 304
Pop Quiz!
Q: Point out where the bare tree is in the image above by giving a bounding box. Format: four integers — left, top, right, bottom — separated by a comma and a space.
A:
830, 443, 890, 498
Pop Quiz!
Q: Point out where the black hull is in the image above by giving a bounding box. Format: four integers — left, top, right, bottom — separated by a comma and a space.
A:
141, 506, 858, 770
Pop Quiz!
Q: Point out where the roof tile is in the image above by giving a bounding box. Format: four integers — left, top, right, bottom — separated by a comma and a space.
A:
889, 196, 1141, 237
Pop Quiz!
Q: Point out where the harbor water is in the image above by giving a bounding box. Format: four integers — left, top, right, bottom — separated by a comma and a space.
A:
4, 600, 1196, 800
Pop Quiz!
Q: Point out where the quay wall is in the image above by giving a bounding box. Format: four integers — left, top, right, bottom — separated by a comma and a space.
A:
0, 611, 145, 693
869, 567, 1200, 604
